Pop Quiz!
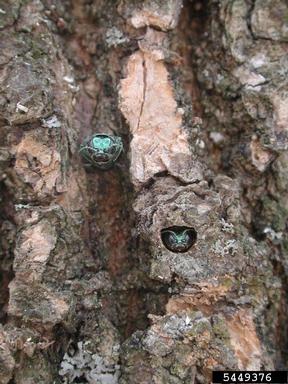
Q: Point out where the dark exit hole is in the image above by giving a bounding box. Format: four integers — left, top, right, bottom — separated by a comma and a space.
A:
161, 226, 197, 253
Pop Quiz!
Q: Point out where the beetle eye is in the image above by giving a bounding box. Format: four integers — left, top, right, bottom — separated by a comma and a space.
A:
161, 226, 197, 253
184, 232, 190, 242
79, 133, 123, 170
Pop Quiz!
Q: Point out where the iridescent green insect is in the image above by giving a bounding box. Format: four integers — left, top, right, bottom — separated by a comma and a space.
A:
79, 133, 123, 170
161, 226, 197, 253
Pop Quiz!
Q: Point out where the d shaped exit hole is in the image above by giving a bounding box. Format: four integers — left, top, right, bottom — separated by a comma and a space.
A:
161, 226, 197, 253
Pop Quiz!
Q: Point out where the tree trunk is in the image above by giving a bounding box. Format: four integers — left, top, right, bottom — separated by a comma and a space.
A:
0, 0, 287, 383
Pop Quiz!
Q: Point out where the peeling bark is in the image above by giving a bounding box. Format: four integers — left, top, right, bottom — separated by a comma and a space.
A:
119, 28, 202, 186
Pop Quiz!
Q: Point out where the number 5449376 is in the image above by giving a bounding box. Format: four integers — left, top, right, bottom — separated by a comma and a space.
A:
223, 373, 272, 382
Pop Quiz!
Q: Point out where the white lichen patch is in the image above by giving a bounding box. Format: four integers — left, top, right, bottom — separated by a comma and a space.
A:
249, 53, 267, 69
63, 76, 74, 84
106, 27, 129, 47
233, 66, 266, 87
221, 218, 235, 234
63, 76, 79, 92
210, 131, 225, 145
14, 203, 33, 210
16, 102, 29, 113
213, 239, 238, 257
263, 227, 283, 242
142, 312, 212, 357
59, 342, 120, 384
41, 115, 61, 128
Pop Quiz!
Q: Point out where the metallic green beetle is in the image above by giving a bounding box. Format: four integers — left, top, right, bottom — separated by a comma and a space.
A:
161, 226, 197, 253
79, 133, 123, 170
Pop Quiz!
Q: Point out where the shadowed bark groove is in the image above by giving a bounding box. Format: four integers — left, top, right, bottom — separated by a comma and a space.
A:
0, 0, 287, 383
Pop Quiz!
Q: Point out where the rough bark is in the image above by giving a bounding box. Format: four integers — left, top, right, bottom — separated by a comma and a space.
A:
0, 0, 287, 383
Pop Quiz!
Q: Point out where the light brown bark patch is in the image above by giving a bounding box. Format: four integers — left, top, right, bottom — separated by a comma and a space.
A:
13, 220, 57, 279
272, 93, 288, 136
14, 134, 62, 198
128, 0, 183, 31
226, 309, 262, 370
250, 137, 275, 172
119, 34, 194, 186
166, 280, 231, 315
